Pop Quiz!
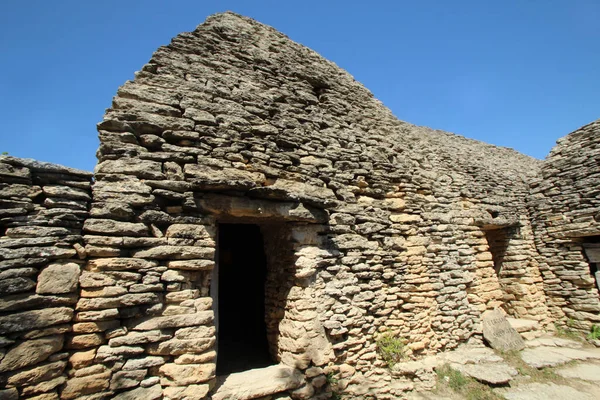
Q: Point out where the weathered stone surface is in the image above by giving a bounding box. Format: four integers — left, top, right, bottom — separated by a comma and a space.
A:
451, 362, 518, 385
0, 293, 77, 313
69, 349, 97, 369
122, 356, 166, 371
147, 337, 214, 355
129, 311, 213, 330
184, 164, 265, 190
72, 320, 120, 333
0, 308, 73, 334
95, 345, 145, 362
60, 371, 111, 400
95, 159, 164, 179
166, 259, 214, 270
83, 219, 148, 236
110, 369, 147, 390
0, 388, 19, 400
520, 346, 600, 368
66, 333, 105, 349
76, 293, 160, 311
163, 385, 210, 400
130, 246, 214, 260
211, 364, 304, 400
159, 363, 215, 386
108, 330, 171, 347
196, 194, 328, 223
556, 362, 600, 381
112, 384, 162, 400
481, 309, 525, 351
75, 308, 119, 321
4, 226, 72, 238
6, 360, 66, 386
165, 224, 214, 239
0, 336, 64, 373
0, 277, 36, 294
36, 262, 81, 294
249, 178, 337, 208
87, 257, 158, 271
500, 382, 596, 400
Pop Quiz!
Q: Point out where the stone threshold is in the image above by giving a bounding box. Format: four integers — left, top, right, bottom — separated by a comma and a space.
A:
210, 364, 304, 400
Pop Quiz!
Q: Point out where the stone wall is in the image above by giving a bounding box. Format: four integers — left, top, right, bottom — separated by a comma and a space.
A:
76, 12, 548, 398
529, 119, 600, 330
1, 11, 595, 400
0, 156, 92, 400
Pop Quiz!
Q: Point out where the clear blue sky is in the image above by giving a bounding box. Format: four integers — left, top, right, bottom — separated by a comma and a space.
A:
1, 1, 599, 171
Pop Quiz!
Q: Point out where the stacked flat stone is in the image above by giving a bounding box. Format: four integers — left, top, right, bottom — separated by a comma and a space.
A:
529, 119, 600, 330
0, 156, 92, 400
0, 11, 597, 400
80, 12, 544, 399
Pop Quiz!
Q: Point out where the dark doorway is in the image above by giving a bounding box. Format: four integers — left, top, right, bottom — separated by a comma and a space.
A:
582, 236, 600, 292
485, 228, 510, 276
216, 223, 273, 375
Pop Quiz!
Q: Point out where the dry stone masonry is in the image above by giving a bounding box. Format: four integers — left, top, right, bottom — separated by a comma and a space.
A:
0, 12, 599, 400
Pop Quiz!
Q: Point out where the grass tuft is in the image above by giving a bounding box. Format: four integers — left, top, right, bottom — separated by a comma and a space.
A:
376, 332, 407, 368
435, 363, 502, 400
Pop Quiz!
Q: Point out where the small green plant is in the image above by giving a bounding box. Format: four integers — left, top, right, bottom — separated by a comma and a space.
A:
1, 152, 8, 155
325, 372, 340, 399
325, 372, 338, 386
587, 324, 600, 340
435, 364, 502, 400
554, 321, 582, 341
436, 364, 468, 391
376, 332, 406, 368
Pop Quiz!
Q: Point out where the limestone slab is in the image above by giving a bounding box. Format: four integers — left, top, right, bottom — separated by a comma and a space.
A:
520, 346, 600, 368
211, 364, 303, 400
500, 382, 595, 400
0, 336, 64, 373
0, 308, 73, 334
556, 362, 600, 381
451, 362, 518, 384
482, 309, 525, 351
36, 262, 81, 294
112, 384, 163, 400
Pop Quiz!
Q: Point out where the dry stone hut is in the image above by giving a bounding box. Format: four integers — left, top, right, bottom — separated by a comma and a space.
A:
0, 11, 599, 400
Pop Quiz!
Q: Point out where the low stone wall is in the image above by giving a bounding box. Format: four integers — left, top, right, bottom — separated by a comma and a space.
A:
0, 156, 92, 399
529, 119, 600, 330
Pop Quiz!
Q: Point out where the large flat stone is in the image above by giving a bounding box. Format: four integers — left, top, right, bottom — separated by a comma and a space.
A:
60, 371, 111, 400
0, 308, 73, 334
500, 382, 595, 400
482, 309, 525, 351
556, 362, 600, 381
520, 346, 600, 368
451, 362, 518, 384
0, 336, 64, 373
159, 363, 215, 386
442, 345, 503, 365
36, 262, 81, 294
211, 364, 304, 400
112, 384, 163, 400
507, 317, 540, 333
129, 311, 213, 331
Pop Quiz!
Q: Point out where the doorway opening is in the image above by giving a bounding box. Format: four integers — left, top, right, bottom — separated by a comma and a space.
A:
582, 236, 600, 292
216, 223, 275, 375
485, 228, 510, 276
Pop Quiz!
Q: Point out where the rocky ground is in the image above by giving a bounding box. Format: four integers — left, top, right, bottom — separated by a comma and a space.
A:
403, 335, 600, 400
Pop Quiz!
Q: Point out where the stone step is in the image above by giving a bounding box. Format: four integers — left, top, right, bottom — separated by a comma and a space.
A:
507, 317, 543, 340
210, 364, 303, 400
